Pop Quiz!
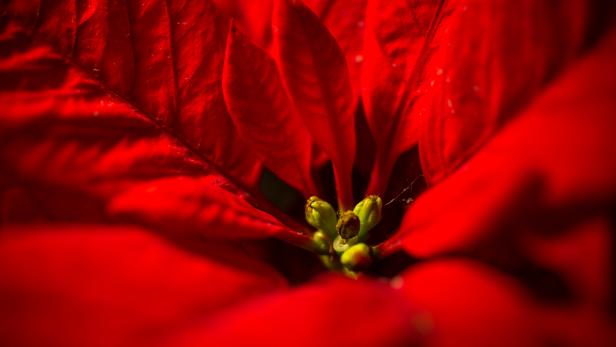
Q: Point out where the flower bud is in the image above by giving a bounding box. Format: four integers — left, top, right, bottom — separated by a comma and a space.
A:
336, 210, 360, 240
311, 230, 330, 255
333, 235, 357, 253
353, 195, 382, 241
340, 243, 372, 270
305, 196, 337, 239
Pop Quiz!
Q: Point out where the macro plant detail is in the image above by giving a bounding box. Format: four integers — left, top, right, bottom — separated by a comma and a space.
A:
305, 194, 382, 273
1, 0, 616, 346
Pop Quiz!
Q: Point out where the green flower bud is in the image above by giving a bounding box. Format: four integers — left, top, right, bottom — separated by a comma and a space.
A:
340, 243, 372, 270
336, 210, 360, 240
353, 195, 382, 241
305, 196, 337, 239
319, 254, 338, 270
333, 235, 358, 254
311, 230, 330, 255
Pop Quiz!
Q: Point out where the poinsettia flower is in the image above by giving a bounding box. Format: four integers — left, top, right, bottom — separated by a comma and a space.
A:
1, 0, 615, 346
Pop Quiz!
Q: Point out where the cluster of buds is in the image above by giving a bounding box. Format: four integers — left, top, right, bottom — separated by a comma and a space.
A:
305, 195, 382, 273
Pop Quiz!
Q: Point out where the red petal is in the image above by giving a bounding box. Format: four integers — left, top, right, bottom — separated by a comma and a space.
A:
417, 0, 605, 183
272, 0, 356, 208
398, 260, 616, 346
522, 218, 613, 312
399, 260, 538, 347
362, 0, 441, 195
0, 225, 286, 347
212, 0, 274, 48
398, 28, 616, 257
222, 26, 318, 196
7, 0, 262, 188
108, 176, 294, 240
213, 0, 368, 97
537, 306, 616, 347
0, 45, 303, 241
168, 275, 420, 346
304, 0, 368, 96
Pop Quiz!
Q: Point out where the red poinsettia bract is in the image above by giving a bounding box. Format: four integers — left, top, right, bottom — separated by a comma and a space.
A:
1, 0, 615, 346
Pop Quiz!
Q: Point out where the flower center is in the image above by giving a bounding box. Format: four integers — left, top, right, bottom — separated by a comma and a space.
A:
305, 195, 383, 277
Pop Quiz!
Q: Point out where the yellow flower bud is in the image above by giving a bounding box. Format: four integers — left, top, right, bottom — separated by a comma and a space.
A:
304, 196, 337, 239
353, 195, 382, 241
340, 243, 372, 270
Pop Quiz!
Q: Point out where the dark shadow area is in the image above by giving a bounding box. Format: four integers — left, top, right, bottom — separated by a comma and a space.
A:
365, 250, 418, 279
468, 233, 574, 305
366, 148, 427, 245
258, 168, 306, 224
312, 160, 337, 209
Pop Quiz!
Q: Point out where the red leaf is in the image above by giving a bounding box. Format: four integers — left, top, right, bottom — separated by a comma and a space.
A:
362, 0, 442, 195
272, 0, 356, 208
167, 275, 420, 346
6, 0, 263, 188
398, 260, 616, 346
417, 0, 603, 183
522, 218, 613, 312
396, 28, 616, 257
108, 176, 294, 240
399, 260, 538, 347
304, 0, 368, 96
0, 44, 301, 241
0, 225, 286, 347
212, 0, 274, 49
222, 26, 318, 196
213, 0, 368, 97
